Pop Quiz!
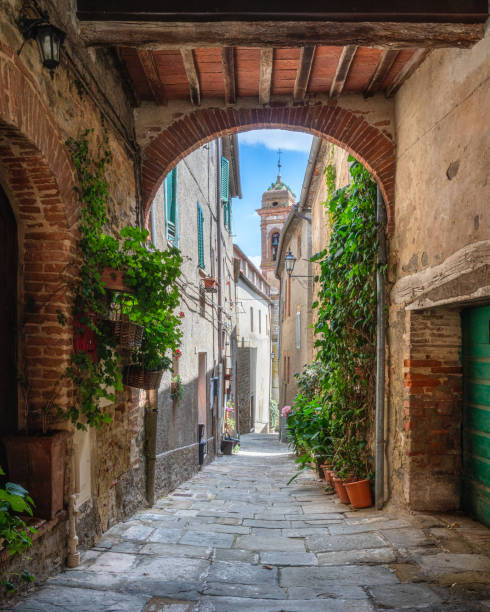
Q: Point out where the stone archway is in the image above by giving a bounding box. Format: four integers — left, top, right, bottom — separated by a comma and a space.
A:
140, 102, 396, 233
0, 43, 78, 423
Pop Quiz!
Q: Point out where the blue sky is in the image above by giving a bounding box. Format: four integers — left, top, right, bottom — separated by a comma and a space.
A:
233, 129, 313, 266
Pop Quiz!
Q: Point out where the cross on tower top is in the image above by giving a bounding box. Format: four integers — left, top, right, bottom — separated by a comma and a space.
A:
277, 149, 282, 182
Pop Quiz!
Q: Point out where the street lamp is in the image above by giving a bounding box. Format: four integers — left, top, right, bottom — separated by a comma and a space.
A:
18, 16, 66, 77
284, 249, 297, 277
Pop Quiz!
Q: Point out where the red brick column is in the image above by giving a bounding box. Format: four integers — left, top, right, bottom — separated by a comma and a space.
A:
403, 308, 463, 511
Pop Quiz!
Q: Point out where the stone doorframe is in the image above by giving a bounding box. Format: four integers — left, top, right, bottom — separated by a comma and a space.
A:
0, 42, 78, 424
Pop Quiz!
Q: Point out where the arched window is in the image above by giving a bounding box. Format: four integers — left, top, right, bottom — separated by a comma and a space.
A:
271, 232, 280, 261
272, 201, 278, 207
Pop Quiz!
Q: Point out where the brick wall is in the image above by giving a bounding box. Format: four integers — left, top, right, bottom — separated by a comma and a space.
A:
402, 308, 463, 511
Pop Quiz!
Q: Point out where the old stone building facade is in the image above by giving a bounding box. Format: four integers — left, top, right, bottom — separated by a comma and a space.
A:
149, 136, 241, 498
0, 0, 489, 599
233, 244, 272, 434
275, 137, 325, 409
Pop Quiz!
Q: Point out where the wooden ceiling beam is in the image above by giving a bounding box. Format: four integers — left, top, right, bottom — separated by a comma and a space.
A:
180, 48, 201, 105
136, 49, 166, 104
329, 45, 357, 97
259, 48, 273, 105
293, 46, 316, 103
221, 47, 236, 105
385, 48, 430, 97
364, 49, 399, 97
80, 21, 485, 50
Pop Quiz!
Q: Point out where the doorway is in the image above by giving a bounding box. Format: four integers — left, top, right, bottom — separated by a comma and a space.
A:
462, 305, 490, 527
198, 352, 207, 426
0, 185, 18, 441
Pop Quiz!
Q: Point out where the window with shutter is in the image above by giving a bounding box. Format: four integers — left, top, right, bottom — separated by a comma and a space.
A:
197, 202, 205, 269
221, 157, 229, 203
221, 157, 232, 233
166, 168, 178, 244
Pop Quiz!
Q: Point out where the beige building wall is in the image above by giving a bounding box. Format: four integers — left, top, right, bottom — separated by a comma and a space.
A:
387, 28, 490, 511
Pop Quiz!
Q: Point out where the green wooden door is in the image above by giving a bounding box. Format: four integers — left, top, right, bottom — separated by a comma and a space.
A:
462, 305, 490, 527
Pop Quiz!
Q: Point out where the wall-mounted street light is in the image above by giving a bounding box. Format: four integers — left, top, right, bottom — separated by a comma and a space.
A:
284, 249, 297, 277
18, 15, 66, 77
284, 249, 313, 279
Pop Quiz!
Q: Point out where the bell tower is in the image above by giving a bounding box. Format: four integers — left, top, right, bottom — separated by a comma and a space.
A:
257, 153, 295, 403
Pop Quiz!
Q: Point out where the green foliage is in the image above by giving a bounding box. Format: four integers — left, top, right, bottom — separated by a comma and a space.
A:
0, 467, 36, 593
269, 399, 279, 430
170, 375, 184, 402
61, 131, 182, 430
287, 158, 378, 481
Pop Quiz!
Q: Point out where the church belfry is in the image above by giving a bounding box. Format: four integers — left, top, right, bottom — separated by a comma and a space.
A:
256, 153, 296, 403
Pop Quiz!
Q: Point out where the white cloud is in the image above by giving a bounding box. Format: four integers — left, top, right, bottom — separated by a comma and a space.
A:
249, 255, 262, 269
239, 129, 313, 153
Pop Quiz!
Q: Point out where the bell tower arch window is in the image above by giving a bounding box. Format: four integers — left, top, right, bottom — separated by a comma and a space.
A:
271, 232, 280, 261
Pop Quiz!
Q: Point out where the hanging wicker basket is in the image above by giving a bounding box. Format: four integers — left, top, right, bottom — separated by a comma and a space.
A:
111, 320, 144, 350
123, 366, 163, 390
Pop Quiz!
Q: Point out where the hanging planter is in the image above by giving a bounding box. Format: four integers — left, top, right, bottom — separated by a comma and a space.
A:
344, 479, 373, 509
123, 366, 163, 390
203, 277, 218, 293
109, 319, 144, 351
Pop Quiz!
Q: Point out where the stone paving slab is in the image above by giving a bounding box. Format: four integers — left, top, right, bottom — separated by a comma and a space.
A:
11, 433, 490, 612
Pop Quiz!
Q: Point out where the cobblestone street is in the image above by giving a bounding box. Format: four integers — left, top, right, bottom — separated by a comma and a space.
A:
12, 434, 490, 611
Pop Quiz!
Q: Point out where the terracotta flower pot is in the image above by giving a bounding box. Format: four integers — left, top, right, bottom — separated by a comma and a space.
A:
101, 267, 132, 292
3, 430, 69, 520
333, 477, 351, 504
321, 465, 334, 486
344, 479, 373, 509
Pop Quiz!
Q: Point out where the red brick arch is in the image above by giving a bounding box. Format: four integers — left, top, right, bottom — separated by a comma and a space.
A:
141, 104, 396, 232
0, 43, 78, 419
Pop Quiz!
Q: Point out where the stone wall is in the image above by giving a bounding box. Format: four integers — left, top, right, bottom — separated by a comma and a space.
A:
0, 0, 144, 594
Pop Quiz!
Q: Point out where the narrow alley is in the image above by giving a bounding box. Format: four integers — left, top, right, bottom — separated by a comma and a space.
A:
12, 434, 490, 612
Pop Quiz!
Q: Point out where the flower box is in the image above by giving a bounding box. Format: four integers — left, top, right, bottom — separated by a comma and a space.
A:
203, 277, 218, 293
101, 267, 132, 293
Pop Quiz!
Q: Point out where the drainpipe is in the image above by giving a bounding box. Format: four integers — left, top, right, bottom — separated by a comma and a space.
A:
375, 187, 387, 510
216, 139, 224, 455
145, 390, 158, 506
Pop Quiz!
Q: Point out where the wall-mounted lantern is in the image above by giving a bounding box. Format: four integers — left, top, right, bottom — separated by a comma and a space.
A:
284, 249, 297, 277
18, 15, 66, 77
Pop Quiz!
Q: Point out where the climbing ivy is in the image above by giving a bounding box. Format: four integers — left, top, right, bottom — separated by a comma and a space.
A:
59, 131, 182, 430
288, 156, 379, 479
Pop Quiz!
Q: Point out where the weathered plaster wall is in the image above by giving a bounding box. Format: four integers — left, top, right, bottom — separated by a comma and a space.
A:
235, 278, 271, 431
387, 26, 490, 511
277, 219, 314, 408
150, 140, 236, 497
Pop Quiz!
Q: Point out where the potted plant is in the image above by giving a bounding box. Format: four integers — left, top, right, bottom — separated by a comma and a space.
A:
170, 375, 184, 401
3, 380, 69, 520
203, 277, 218, 292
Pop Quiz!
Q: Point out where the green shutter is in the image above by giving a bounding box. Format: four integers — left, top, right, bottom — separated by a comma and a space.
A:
221, 156, 229, 203
197, 202, 205, 269
166, 168, 178, 243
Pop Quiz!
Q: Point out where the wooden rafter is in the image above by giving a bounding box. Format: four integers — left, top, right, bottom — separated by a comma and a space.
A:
330, 45, 357, 97
221, 47, 236, 104
180, 48, 201, 105
293, 46, 316, 102
386, 49, 430, 97
136, 49, 166, 104
259, 48, 273, 105
364, 49, 399, 97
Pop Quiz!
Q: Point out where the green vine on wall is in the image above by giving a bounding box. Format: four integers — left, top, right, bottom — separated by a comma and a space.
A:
59, 130, 182, 430
288, 156, 380, 479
